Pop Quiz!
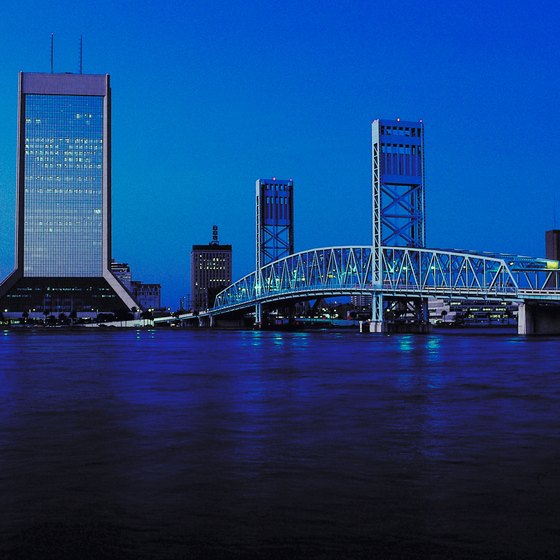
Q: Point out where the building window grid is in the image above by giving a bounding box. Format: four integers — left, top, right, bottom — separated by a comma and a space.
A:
191, 248, 232, 311
23, 94, 104, 277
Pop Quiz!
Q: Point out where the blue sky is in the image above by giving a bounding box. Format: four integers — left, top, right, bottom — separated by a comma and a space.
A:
0, 0, 559, 307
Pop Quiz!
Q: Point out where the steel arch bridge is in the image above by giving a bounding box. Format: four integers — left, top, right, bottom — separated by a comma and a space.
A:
211, 246, 560, 315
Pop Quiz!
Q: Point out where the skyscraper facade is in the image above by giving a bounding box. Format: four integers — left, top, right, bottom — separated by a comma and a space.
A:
190, 226, 232, 312
0, 72, 138, 315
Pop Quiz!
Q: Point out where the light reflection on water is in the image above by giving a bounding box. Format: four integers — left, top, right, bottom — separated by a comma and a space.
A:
0, 328, 559, 559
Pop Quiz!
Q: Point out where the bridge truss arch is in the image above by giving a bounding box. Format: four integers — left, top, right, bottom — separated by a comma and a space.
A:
211, 246, 560, 315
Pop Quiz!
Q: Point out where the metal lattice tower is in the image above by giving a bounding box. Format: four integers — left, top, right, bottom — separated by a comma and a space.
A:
255, 178, 294, 325
372, 118, 425, 250
371, 118, 426, 329
256, 178, 294, 270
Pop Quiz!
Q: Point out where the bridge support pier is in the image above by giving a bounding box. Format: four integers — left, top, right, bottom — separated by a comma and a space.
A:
518, 302, 560, 335
367, 321, 386, 333
415, 298, 429, 325
367, 292, 386, 333
197, 315, 215, 328
363, 295, 431, 334
255, 303, 262, 328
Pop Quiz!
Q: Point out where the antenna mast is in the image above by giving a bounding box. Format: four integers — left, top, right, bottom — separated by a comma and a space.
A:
211, 225, 219, 245
79, 35, 83, 74
50, 33, 54, 73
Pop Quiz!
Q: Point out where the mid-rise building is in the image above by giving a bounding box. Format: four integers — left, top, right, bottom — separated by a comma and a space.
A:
131, 281, 161, 310
190, 226, 232, 312
0, 71, 138, 315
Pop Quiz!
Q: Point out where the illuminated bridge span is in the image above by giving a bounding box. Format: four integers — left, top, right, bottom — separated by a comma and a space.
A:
212, 246, 560, 314
203, 121, 560, 335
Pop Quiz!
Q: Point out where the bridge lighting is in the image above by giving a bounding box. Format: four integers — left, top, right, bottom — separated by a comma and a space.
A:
546, 261, 559, 269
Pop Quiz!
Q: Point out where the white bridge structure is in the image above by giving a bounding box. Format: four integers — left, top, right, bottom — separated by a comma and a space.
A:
209, 246, 560, 334
190, 119, 560, 335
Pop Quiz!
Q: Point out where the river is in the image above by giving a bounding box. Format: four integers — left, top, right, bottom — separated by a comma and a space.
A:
0, 328, 559, 558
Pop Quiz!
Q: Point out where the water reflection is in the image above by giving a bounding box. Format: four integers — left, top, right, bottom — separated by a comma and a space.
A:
0, 329, 559, 559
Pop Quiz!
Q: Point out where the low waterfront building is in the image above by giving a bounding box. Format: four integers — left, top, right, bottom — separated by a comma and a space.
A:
351, 293, 373, 307
131, 281, 161, 310
428, 298, 517, 326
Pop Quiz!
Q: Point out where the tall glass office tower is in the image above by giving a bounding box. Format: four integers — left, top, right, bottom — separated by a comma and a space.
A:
0, 72, 138, 315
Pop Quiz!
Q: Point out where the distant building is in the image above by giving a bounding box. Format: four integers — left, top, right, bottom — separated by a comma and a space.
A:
544, 230, 560, 289
546, 230, 560, 260
191, 226, 232, 312
131, 281, 161, 310
428, 298, 517, 326
110, 260, 161, 311
110, 260, 132, 292
0, 71, 138, 314
427, 298, 457, 324
351, 293, 373, 307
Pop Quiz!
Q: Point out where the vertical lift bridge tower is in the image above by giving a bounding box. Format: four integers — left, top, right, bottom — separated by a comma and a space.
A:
255, 178, 294, 325
371, 118, 426, 331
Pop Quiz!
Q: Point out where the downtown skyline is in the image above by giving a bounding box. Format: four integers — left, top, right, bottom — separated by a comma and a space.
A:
0, 0, 559, 307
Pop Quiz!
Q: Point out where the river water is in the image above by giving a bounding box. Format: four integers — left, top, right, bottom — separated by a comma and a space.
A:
0, 328, 559, 559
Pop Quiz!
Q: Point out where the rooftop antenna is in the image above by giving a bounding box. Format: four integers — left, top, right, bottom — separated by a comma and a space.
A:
211, 225, 219, 245
79, 35, 83, 74
50, 33, 54, 73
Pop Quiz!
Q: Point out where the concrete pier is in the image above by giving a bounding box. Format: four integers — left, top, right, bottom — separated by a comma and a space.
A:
518, 302, 560, 335
360, 320, 431, 334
